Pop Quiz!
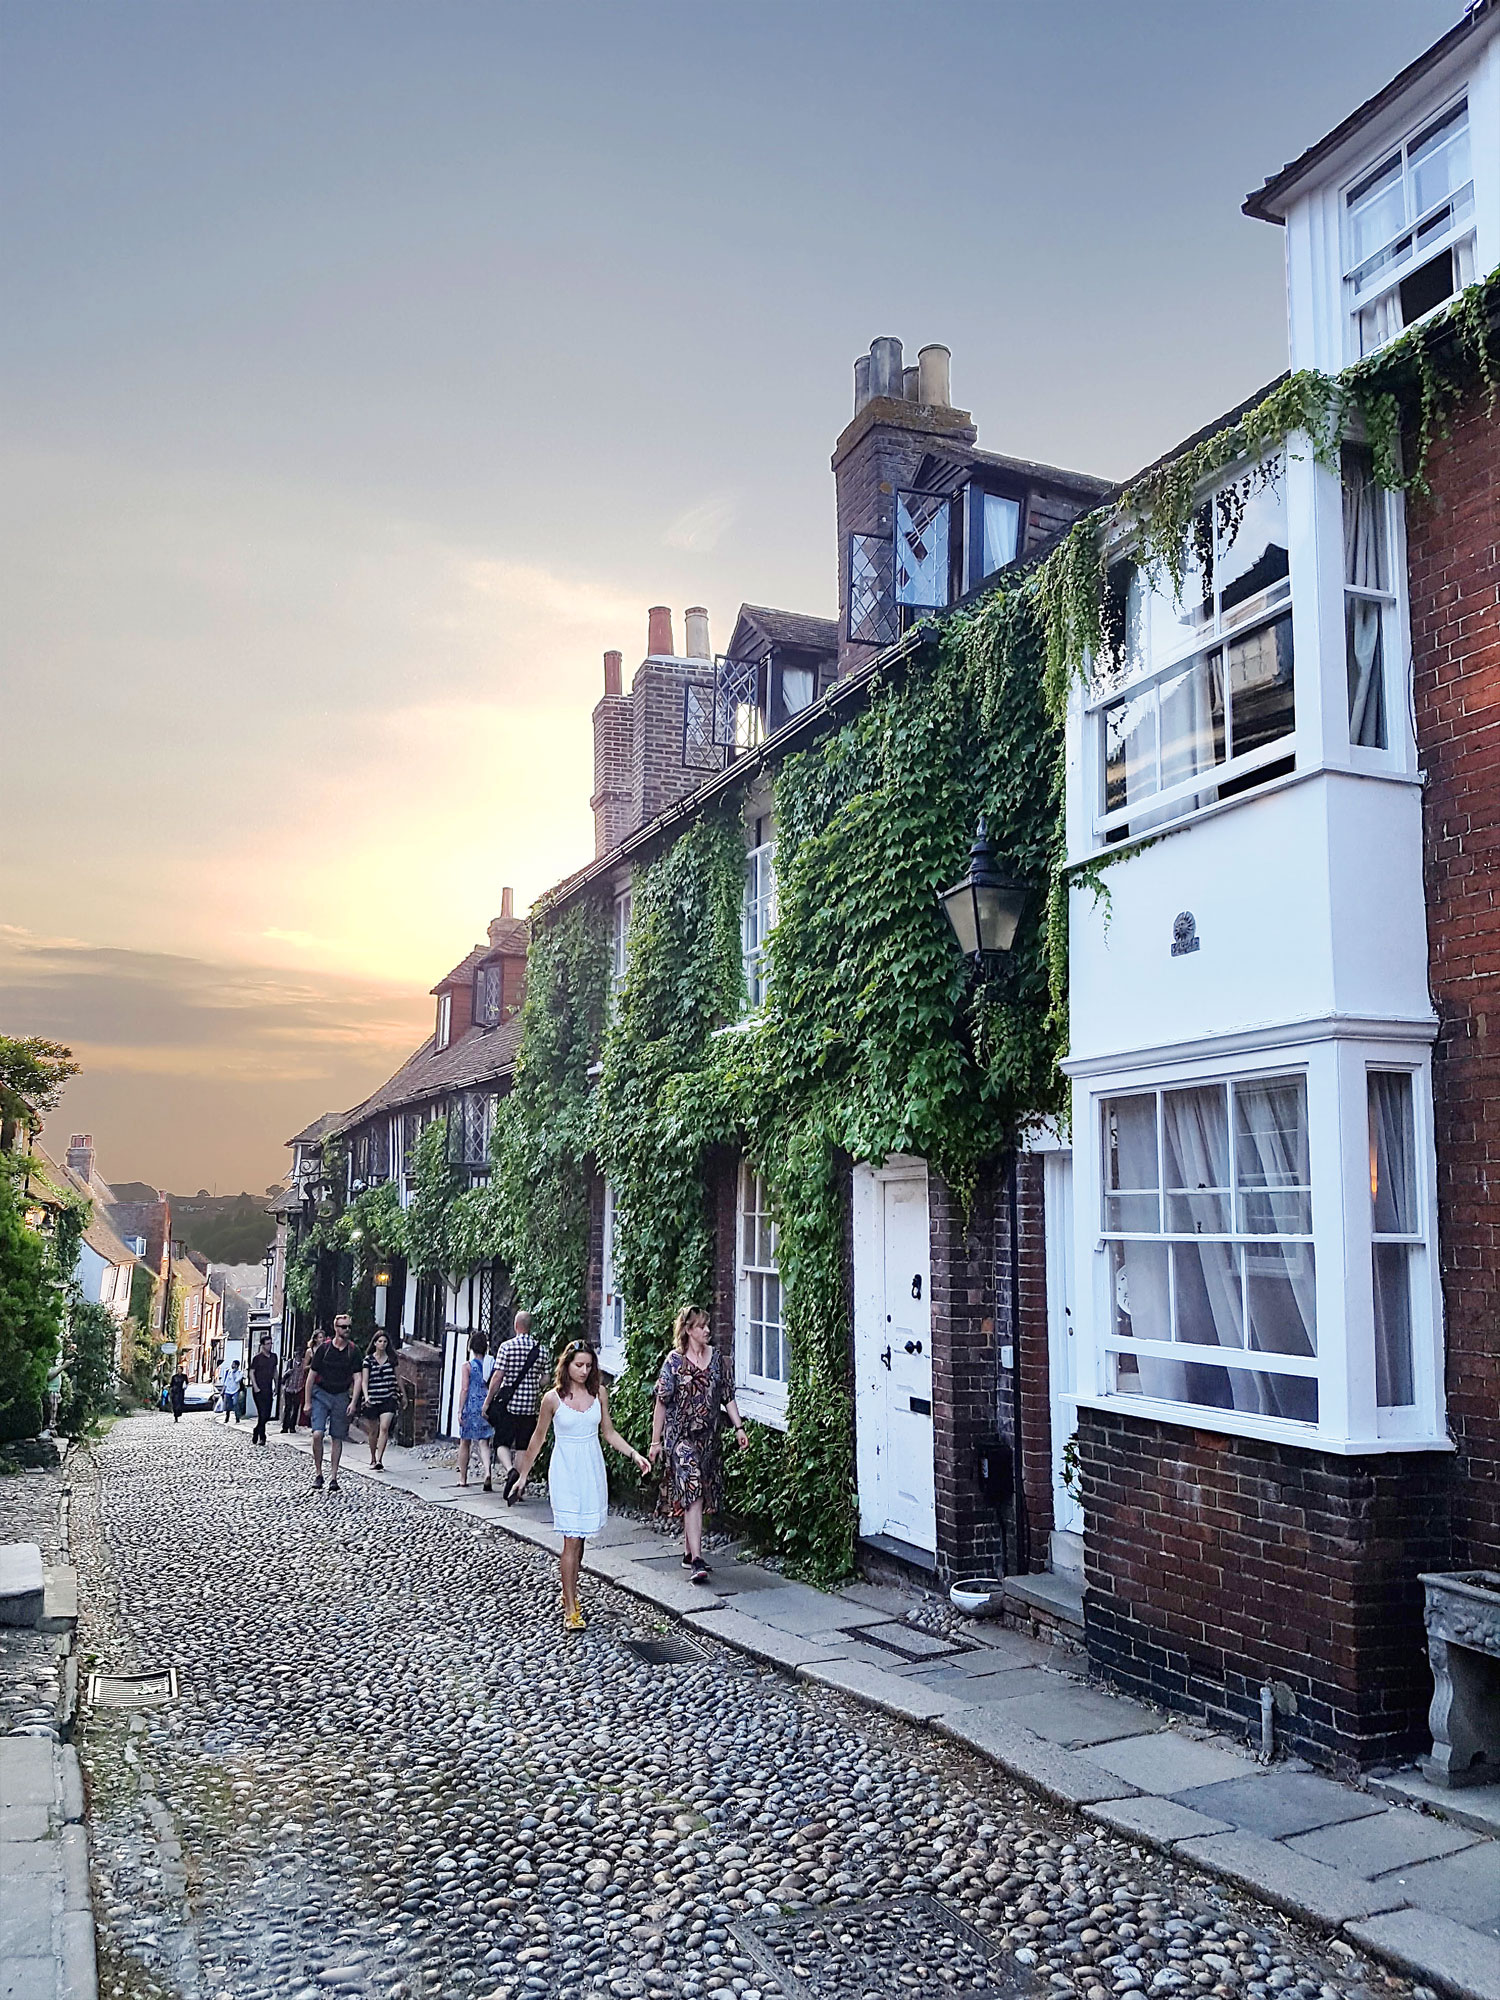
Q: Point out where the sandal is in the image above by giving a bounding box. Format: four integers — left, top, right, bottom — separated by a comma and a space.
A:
483, 1476, 493, 1492
503, 1468, 520, 1505
563, 1604, 586, 1632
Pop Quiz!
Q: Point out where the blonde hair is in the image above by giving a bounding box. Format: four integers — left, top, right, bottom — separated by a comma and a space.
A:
672, 1305, 709, 1353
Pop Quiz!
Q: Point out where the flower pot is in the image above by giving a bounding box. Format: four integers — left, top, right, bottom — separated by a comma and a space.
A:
949, 1576, 1007, 1618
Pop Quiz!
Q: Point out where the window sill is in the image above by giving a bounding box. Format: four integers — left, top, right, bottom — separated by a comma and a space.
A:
1073, 1393, 1453, 1456
736, 1386, 789, 1432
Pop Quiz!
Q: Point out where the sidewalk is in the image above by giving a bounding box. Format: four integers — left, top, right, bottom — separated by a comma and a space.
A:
274, 1423, 1500, 2000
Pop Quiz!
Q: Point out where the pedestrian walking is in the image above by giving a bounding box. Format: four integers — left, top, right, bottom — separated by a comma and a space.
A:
281, 1338, 311, 1432
304, 1314, 361, 1494
482, 1309, 545, 1496
167, 1367, 187, 1422
218, 1358, 243, 1424
248, 1333, 280, 1445
455, 1331, 494, 1489
356, 1331, 400, 1470
648, 1306, 749, 1584
510, 1340, 650, 1631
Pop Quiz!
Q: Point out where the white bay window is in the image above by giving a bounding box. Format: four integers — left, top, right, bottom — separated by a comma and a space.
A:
1078, 1041, 1444, 1452
1344, 98, 1475, 359
737, 1164, 788, 1423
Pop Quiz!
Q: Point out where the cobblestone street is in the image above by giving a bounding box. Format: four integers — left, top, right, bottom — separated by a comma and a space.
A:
73, 1418, 1421, 2000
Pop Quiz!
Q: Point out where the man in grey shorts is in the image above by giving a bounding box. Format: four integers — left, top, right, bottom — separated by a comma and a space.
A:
304, 1314, 360, 1494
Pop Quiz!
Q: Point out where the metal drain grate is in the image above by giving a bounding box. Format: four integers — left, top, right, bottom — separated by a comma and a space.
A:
731, 1893, 1029, 2000
620, 1635, 707, 1667
88, 1668, 179, 1707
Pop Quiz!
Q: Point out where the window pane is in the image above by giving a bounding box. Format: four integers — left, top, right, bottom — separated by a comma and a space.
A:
1368, 1071, 1417, 1234
1163, 1086, 1230, 1234
1104, 1096, 1159, 1232
1373, 1242, 1415, 1406
1146, 518, 1211, 660
1103, 690, 1157, 814
1100, 559, 1147, 681
1110, 1239, 1169, 1343
1216, 463, 1290, 626
981, 492, 1020, 576
1347, 152, 1405, 266
1345, 599, 1387, 749
1172, 1241, 1244, 1346
1409, 103, 1468, 218
1226, 614, 1295, 758
1234, 1078, 1309, 1225
1245, 1241, 1317, 1357
1158, 657, 1225, 795
781, 666, 815, 717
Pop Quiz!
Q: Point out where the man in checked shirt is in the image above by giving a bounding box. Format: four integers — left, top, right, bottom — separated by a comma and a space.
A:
482, 1309, 546, 1496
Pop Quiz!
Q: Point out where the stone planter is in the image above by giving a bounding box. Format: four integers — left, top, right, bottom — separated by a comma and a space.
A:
1419, 1569, 1500, 1788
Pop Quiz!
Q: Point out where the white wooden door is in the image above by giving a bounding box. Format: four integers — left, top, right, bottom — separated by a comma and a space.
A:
1045, 1151, 1082, 1536
853, 1160, 935, 1554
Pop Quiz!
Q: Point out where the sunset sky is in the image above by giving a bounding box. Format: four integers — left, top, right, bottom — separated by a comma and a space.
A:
1, 0, 1458, 1193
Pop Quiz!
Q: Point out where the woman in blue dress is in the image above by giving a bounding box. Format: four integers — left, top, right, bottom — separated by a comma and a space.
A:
456, 1331, 494, 1490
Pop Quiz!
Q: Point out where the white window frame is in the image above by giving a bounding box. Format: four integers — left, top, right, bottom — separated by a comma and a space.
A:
1085, 450, 1297, 848
435, 990, 452, 1052
1072, 1036, 1446, 1454
598, 1180, 626, 1377
609, 886, 632, 1012
742, 818, 777, 1011
736, 1162, 788, 1426
1341, 95, 1476, 361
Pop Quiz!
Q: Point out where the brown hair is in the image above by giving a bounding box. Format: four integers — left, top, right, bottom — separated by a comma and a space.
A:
672, 1305, 709, 1354
468, 1330, 488, 1358
554, 1340, 600, 1399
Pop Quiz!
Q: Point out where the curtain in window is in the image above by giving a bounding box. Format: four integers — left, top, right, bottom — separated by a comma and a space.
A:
1343, 452, 1387, 748
1233, 1081, 1317, 1421
1369, 1072, 1417, 1406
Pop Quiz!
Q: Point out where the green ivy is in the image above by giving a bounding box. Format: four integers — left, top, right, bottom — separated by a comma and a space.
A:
403, 1120, 466, 1280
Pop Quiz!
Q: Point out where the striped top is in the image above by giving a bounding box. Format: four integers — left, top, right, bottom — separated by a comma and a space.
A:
363, 1356, 398, 1408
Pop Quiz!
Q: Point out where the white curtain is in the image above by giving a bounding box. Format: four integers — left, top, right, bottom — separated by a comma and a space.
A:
1369, 1072, 1416, 1407
1234, 1081, 1317, 1421
1343, 451, 1386, 748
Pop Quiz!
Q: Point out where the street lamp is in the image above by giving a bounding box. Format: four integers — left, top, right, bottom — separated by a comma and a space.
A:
938, 816, 1029, 974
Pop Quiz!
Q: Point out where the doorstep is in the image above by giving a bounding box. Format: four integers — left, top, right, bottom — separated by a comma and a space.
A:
1001, 1568, 1085, 1643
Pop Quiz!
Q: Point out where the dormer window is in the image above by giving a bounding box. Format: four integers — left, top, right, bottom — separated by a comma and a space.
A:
474, 962, 502, 1029
435, 990, 452, 1051
1344, 99, 1474, 357
964, 485, 1022, 591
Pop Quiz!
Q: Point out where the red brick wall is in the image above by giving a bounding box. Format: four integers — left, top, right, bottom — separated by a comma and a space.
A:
1080, 1409, 1453, 1770
1406, 390, 1500, 1563
592, 694, 634, 858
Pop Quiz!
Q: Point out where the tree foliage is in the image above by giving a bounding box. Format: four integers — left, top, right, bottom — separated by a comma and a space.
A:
0, 1169, 62, 1442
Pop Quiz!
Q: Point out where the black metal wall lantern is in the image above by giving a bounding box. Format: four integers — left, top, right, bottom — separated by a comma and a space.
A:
938, 816, 1029, 975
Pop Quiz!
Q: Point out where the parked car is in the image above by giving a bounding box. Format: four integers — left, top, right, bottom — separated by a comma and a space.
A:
158, 1380, 219, 1413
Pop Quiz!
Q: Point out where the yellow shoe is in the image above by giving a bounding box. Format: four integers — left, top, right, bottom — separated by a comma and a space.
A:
564, 1603, 586, 1632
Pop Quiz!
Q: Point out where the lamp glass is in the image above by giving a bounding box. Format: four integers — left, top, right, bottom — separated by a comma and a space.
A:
942, 882, 982, 958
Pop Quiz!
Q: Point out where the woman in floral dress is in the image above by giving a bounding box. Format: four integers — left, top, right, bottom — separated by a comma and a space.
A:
648, 1306, 749, 1584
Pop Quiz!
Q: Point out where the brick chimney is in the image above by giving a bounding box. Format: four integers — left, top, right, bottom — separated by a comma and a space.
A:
590, 612, 718, 858
592, 649, 634, 858
66, 1134, 95, 1184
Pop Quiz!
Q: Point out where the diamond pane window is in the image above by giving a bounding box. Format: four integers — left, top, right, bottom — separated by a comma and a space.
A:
848, 533, 896, 645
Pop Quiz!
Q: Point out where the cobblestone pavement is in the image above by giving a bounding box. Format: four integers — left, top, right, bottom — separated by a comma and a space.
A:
75, 1417, 1422, 2000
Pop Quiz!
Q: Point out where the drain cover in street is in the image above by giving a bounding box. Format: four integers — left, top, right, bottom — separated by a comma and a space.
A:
88, 1668, 179, 1707
732, 1894, 1026, 2000
620, 1635, 706, 1666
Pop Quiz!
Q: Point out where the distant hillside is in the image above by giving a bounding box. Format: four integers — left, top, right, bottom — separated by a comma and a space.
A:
170, 1192, 276, 1265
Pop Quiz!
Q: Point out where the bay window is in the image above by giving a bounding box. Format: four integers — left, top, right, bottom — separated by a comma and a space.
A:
737, 1164, 787, 1417
1344, 99, 1475, 358
1092, 453, 1294, 843
1342, 446, 1397, 749
1080, 1044, 1443, 1451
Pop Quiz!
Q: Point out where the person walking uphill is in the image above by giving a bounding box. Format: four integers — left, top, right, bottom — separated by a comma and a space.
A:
248, 1332, 279, 1446
455, 1331, 494, 1489
304, 1314, 361, 1494
649, 1306, 749, 1584
510, 1341, 650, 1631
168, 1367, 187, 1423
483, 1309, 545, 1495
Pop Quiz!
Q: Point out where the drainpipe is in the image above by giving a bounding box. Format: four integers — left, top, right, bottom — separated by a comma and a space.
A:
1259, 1683, 1276, 1762
1008, 1151, 1031, 1576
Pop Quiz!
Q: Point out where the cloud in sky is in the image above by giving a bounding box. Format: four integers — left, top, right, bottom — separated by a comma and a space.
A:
0, 926, 431, 1191
664, 494, 739, 554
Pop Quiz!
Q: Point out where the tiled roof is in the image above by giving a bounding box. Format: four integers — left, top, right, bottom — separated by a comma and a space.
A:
333, 1014, 524, 1136
431, 945, 487, 994
30, 1146, 139, 1269
734, 605, 839, 656
481, 915, 529, 959
286, 1111, 344, 1149
1244, 2, 1494, 221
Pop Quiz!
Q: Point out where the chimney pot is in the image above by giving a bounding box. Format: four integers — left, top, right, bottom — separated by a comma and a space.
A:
647, 605, 674, 657
603, 648, 623, 697
917, 343, 952, 409
902, 365, 920, 402
868, 336, 903, 400
853, 354, 871, 413
500, 887, 513, 920
684, 607, 711, 661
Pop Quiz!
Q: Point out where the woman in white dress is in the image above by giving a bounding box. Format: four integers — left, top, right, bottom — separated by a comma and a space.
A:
510, 1340, 650, 1631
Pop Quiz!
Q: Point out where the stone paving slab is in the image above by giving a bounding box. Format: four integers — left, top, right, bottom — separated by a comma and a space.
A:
798, 1657, 966, 1723
1388, 1843, 1500, 1939
602, 1563, 726, 1616
1176, 1831, 1411, 1927
1089, 1729, 1263, 1795
40, 1566, 77, 1632
1287, 1809, 1480, 1879
0, 1739, 56, 1811
936, 1707, 1137, 1806
856, 1621, 960, 1660
899, 1664, 1065, 1704
1085, 1795, 1234, 1845
740, 1585, 895, 1635
1344, 1908, 1500, 2000
987, 1685, 1159, 1749
0, 1543, 45, 1627
1175, 1771, 1387, 1840
1373, 1772, 1500, 1839
680, 1606, 848, 1671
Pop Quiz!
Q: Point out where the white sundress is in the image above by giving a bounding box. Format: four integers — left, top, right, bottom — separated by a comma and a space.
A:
547, 1396, 609, 1538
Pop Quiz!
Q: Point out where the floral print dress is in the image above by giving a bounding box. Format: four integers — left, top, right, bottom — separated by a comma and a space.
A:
655, 1349, 731, 1520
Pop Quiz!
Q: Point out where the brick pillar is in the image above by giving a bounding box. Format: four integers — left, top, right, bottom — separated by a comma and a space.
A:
929, 1164, 1006, 1583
